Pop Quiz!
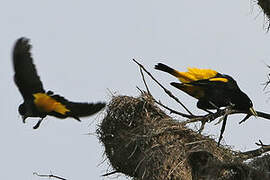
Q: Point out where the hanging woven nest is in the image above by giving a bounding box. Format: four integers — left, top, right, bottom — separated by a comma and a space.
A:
97, 93, 270, 180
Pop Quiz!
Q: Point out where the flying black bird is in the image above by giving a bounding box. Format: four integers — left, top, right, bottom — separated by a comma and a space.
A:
13, 37, 106, 129
154, 63, 257, 116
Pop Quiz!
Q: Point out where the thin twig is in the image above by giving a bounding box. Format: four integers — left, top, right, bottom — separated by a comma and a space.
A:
167, 159, 185, 177
240, 140, 270, 160
133, 59, 270, 134
184, 108, 270, 125
138, 64, 194, 118
133, 59, 194, 116
262, 62, 270, 90
185, 140, 209, 146
154, 100, 195, 118
262, 75, 270, 90
102, 170, 120, 177
183, 108, 232, 126
134, 156, 146, 175
139, 67, 151, 94
136, 86, 145, 94
33, 172, 67, 180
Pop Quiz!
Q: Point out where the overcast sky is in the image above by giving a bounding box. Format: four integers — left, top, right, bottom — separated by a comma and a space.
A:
2, 0, 270, 179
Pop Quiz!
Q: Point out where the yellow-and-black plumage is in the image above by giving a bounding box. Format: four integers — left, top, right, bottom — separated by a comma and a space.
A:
13, 37, 106, 129
154, 63, 256, 116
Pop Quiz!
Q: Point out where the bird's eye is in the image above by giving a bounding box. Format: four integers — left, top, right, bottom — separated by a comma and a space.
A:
18, 104, 26, 115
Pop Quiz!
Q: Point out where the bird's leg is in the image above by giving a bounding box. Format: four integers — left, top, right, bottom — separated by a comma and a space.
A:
217, 114, 228, 146
215, 106, 232, 125
198, 102, 219, 133
33, 118, 44, 129
196, 108, 214, 133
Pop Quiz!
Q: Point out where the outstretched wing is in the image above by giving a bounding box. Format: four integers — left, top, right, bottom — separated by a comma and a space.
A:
49, 94, 106, 119
13, 37, 45, 99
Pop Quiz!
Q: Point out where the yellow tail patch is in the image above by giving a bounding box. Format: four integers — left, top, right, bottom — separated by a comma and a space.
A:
174, 67, 218, 83
33, 93, 70, 115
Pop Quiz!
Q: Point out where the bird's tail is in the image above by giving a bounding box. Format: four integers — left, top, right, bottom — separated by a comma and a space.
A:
155, 63, 179, 77
155, 63, 194, 83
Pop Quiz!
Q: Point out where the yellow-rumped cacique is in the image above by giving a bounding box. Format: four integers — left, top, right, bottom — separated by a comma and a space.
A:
13, 37, 106, 129
154, 63, 257, 116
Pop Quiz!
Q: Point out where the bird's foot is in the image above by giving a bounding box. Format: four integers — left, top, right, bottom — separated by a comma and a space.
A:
33, 118, 44, 129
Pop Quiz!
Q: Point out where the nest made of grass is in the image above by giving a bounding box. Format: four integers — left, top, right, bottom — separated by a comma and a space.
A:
97, 93, 238, 180
257, 0, 270, 30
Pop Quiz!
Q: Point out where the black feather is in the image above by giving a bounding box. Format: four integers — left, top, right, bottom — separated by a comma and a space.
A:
50, 94, 106, 119
13, 37, 45, 99
154, 63, 175, 74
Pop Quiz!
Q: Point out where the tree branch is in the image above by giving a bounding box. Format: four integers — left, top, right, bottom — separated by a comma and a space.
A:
138, 66, 151, 95
240, 140, 270, 160
154, 100, 195, 118
33, 172, 67, 180
133, 59, 194, 116
102, 170, 120, 177
132, 59, 270, 136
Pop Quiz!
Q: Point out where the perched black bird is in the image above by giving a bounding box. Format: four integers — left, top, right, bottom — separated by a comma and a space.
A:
154, 63, 257, 116
13, 37, 106, 129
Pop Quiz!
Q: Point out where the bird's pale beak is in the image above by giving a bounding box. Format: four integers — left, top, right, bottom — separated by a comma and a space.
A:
22, 115, 27, 123
249, 107, 257, 117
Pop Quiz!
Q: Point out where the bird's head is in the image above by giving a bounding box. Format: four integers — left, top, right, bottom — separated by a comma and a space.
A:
18, 103, 28, 123
233, 92, 257, 117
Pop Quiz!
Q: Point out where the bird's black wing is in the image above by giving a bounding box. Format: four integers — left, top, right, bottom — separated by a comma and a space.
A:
13, 37, 45, 99
187, 78, 228, 88
50, 94, 106, 120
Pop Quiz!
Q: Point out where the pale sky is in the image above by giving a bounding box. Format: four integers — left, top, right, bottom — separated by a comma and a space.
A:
2, 0, 270, 179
